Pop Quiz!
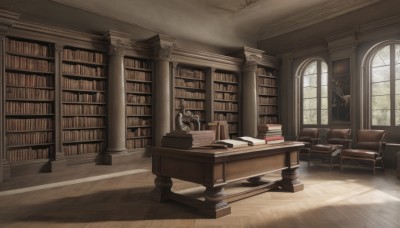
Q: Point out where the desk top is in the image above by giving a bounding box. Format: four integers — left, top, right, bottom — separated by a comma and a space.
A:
152, 141, 304, 158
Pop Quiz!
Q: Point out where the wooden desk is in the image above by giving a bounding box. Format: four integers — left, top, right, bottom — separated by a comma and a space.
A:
151, 141, 304, 218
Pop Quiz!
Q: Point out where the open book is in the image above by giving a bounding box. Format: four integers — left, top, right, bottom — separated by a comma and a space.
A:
234, 136, 265, 146
213, 139, 249, 148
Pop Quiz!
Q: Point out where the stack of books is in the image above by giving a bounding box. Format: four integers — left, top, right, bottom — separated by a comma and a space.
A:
257, 124, 284, 144
161, 130, 215, 149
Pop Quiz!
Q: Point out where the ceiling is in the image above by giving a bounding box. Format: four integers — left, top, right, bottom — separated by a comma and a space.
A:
0, 0, 395, 53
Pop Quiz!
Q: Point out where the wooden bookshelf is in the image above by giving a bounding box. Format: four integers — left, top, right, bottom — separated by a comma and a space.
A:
124, 56, 153, 150
173, 65, 207, 130
4, 37, 55, 162
212, 70, 240, 138
257, 66, 279, 124
61, 46, 107, 156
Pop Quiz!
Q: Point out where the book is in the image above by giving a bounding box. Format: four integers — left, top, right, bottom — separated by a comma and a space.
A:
213, 139, 249, 148
257, 124, 282, 131
233, 136, 265, 146
264, 136, 284, 141
266, 139, 285, 144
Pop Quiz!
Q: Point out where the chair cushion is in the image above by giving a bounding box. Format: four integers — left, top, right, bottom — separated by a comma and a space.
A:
341, 149, 378, 159
310, 144, 340, 154
327, 138, 347, 145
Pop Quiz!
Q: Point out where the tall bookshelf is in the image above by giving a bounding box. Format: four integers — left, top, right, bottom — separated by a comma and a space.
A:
124, 56, 153, 150
257, 66, 279, 124
61, 46, 107, 157
212, 71, 240, 138
173, 65, 207, 130
4, 37, 55, 163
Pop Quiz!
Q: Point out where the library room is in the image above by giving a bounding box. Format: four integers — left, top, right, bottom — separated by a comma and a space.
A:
0, 0, 400, 227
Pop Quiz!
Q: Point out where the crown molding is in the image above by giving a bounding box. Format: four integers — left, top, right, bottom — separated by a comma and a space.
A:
0, 9, 19, 35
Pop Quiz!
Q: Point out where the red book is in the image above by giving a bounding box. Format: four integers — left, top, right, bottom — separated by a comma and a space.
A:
264, 136, 284, 141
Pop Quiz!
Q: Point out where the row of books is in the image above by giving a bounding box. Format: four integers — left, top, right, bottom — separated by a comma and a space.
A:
127, 138, 152, 149
63, 64, 105, 77
6, 118, 53, 131
259, 87, 277, 96
7, 131, 53, 146
127, 117, 152, 126
63, 49, 105, 64
7, 147, 51, 162
62, 129, 105, 142
125, 70, 151, 81
63, 105, 105, 115
175, 99, 205, 109
175, 79, 205, 89
214, 102, 238, 112
6, 87, 55, 100
63, 78, 106, 90
214, 83, 238, 92
214, 113, 238, 122
63, 92, 105, 103
6, 73, 54, 87
7, 39, 51, 57
257, 68, 275, 77
63, 117, 105, 128
259, 106, 278, 114
6, 55, 55, 72
258, 77, 277, 86
127, 106, 152, 115
228, 123, 238, 133
175, 89, 205, 99
259, 116, 279, 124
176, 68, 205, 80
214, 73, 238, 83
6, 102, 53, 114
259, 97, 278, 105
126, 83, 151, 93
214, 92, 238, 101
127, 94, 151, 104
127, 128, 151, 137
124, 58, 151, 69
63, 142, 105, 156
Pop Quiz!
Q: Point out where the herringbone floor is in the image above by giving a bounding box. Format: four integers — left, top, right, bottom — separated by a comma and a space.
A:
0, 158, 399, 228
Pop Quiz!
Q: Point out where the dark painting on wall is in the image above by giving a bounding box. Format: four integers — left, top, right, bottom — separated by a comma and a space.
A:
332, 58, 351, 122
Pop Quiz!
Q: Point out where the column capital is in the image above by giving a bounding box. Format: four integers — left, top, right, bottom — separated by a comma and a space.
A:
103, 30, 132, 56
54, 43, 64, 52
154, 45, 173, 61
244, 60, 258, 73
145, 34, 176, 61
108, 41, 126, 56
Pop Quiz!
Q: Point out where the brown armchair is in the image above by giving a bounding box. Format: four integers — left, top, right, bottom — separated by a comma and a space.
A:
296, 128, 319, 165
309, 128, 351, 168
340, 130, 386, 174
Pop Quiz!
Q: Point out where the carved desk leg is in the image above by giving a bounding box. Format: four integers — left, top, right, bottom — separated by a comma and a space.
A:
279, 167, 304, 192
201, 186, 231, 218
151, 175, 172, 202
247, 175, 265, 185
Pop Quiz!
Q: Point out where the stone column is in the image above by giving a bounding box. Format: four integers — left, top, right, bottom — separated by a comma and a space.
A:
105, 41, 127, 164
51, 44, 67, 172
242, 60, 258, 137
154, 46, 172, 146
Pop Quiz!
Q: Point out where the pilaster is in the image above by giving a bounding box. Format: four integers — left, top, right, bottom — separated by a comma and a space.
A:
0, 10, 20, 182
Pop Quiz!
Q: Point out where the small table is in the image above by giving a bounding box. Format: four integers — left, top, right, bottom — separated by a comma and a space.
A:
151, 142, 304, 218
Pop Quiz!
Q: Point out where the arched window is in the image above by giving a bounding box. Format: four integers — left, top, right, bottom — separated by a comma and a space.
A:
301, 59, 328, 125
370, 43, 400, 126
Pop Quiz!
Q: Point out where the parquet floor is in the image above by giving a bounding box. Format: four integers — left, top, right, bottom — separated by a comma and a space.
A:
0, 158, 399, 228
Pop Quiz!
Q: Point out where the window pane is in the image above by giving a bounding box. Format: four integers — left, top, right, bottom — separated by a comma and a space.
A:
372, 66, 390, 82
310, 74, 317, 86
396, 110, 400, 126
372, 45, 390, 67
372, 95, 390, 110
396, 44, 400, 64
396, 94, 400, 109
321, 73, 328, 86
372, 82, 390, 96
321, 97, 328, 109
303, 110, 317, 124
396, 80, 400, 94
309, 98, 317, 109
304, 61, 317, 75
303, 75, 310, 87
396, 64, 400, 79
321, 109, 328, 125
321, 62, 328, 74
321, 85, 328, 97
303, 87, 317, 98
372, 110, 390, 126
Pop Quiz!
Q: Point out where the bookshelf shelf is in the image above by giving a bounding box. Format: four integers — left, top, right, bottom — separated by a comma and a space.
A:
257, 66, 279, 124
61, 46, 107, 157
124, 56, 153, 150
212, 70, 240, 138
4, 37, 55, 163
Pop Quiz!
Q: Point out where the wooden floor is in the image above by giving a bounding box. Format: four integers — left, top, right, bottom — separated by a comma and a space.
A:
0, 158, 399, 228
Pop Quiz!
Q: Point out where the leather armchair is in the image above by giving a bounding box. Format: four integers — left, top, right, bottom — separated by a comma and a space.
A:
309, 128, 351, 168
340, 130, 386, 174
296, 128, 319, 165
